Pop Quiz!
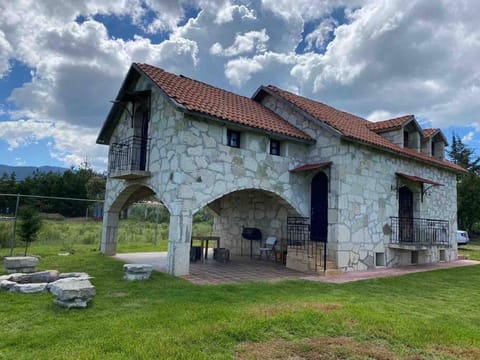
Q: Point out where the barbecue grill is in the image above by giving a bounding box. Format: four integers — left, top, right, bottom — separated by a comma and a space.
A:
242, 227, 262, 258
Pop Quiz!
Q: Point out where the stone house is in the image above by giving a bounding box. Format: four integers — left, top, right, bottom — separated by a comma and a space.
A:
97, 63, 464, 276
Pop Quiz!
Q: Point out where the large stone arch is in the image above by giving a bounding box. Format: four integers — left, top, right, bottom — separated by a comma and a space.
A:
192, 185, 304, 217
194, 187, 302, 257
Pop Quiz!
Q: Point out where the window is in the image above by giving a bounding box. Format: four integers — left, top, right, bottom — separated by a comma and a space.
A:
411, 251, 418, 264
431, 141, 436, 157
270, 139, 281, 156
403, 131, 409, 148
227, 129, 241, 148
375, 252, 385, 267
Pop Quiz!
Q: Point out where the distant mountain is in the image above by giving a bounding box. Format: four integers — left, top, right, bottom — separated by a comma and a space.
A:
0, 165, 68, 181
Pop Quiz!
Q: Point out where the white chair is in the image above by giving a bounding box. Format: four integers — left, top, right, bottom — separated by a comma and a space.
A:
258, 236, 277, 260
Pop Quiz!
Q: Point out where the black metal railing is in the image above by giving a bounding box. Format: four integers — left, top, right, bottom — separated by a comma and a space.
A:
390, 217, 449, 246
287, 216, 327, 272
108, 136, 151, 175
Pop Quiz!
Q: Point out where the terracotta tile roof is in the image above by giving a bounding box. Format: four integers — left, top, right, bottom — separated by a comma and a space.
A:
290, 162, 332, 173
263, 85, 464, 173
135, 63, 312, 141
366, 115, 415, 132
396, 172, 443, 186
423, 128, 440, 138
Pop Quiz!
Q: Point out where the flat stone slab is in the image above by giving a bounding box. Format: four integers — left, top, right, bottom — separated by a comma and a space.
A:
9, 270, 59, 284
123, 263, 153, 281
3, 256, 39, 274
48, 278, 96, 301
123, 264, 153, 273
59, 272, 91, 280
1, 279, 16, 291
54, 298, 89, 309
11, 282, 48, 293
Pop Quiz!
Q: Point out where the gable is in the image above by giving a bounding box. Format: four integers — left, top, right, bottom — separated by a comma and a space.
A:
97, 63, 313, 145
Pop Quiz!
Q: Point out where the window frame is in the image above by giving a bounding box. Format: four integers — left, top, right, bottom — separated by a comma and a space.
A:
227, 129, 241, 148
269, 139, 281, 156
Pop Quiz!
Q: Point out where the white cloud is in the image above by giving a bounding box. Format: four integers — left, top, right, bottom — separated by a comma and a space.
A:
2, 0, 480, 169
210, 29, 269, 56
367, 110, 394, 122
462, 131, 475, 143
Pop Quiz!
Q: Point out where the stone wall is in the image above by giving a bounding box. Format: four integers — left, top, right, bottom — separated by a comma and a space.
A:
211, 190, 297, 256
260, 92, 458, 272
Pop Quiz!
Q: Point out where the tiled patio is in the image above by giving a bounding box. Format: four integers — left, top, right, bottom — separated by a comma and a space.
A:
113, 251, 480, 285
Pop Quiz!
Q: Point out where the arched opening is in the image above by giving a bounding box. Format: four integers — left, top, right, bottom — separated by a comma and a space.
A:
199, 188, 300, 259
101, 184, 170, 255
310, 171, 328, 242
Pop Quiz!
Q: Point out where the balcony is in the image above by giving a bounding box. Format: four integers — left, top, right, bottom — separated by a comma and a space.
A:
389, 216, 449, 250
108, 136, 151, 180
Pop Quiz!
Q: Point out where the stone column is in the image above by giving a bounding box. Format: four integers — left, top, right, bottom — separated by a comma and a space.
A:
167, 211, 192, 276
101, 211, 119, 255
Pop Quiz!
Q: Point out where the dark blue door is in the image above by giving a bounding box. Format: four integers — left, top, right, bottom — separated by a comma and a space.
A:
311, 172, 328, 242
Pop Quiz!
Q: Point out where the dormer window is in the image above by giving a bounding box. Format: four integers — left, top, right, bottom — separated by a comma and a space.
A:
431, 141, 435, 157
270, 139, 281, 156
227, 129, 241, 148
403, 131, 409, 148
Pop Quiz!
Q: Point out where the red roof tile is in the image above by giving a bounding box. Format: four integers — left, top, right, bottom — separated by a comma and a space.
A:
396, 172, 443, 186
135, 63, 312, 141
290, 162, 332, 173
263, 85, 464, 173
366, 115, 415, 132
423, 128, 439, 138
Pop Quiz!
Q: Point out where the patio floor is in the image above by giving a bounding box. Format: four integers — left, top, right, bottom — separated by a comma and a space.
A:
113, 251, 480, 285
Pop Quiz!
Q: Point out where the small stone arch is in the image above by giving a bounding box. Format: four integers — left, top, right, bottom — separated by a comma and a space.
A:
101, 183, 170, 256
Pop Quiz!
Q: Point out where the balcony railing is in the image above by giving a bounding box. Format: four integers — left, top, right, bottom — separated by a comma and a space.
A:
108, 136, 151, 179
390, 217, 449, 246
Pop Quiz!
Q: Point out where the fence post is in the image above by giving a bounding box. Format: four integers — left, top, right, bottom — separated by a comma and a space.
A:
10, 194, 20, 256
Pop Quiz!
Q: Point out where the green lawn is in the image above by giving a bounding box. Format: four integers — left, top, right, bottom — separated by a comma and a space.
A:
1, 244, 480, 359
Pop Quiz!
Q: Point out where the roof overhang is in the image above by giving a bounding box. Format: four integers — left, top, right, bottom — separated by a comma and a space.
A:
290, 162, 332, 173
395, 172, 443, 186
97, 65, 143, 145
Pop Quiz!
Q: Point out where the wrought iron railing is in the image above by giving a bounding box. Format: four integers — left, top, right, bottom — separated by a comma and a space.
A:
108, 136, 151, 175
390, 217, 449, 246
287, 216, 327, 272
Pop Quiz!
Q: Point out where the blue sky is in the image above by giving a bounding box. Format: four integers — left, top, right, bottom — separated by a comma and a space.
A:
0, 0, 479, 170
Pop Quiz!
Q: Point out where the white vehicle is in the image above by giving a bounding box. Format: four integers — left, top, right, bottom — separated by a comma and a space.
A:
456, 230, 470, 245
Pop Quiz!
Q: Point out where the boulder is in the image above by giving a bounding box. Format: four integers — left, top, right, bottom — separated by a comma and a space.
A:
123, 263, 153, 281
10, 270, 59, 284
11, 282, 48, 293
54, 298, 89, 309
3, 256, 39, 274
48, 278, 95, 309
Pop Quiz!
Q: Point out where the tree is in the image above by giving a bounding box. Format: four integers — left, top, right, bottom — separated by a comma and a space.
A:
448, 134, 480, 173
448, 134, 480, 231
17, 206, 42, 256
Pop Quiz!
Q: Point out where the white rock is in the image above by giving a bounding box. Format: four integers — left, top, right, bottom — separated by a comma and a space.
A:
49, 278, 96, 301
1, 280, 16, 291
11, 283, 48, 293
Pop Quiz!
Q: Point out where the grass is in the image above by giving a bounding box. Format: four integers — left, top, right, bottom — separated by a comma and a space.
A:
458, 236, 480, 261
1, 244, 480, 359
0, 217, 213, 255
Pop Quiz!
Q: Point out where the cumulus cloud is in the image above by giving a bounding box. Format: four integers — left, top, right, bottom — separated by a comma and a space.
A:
462, 131, 475, 143
210, 29, 269, 56
2, 0, 480, 169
